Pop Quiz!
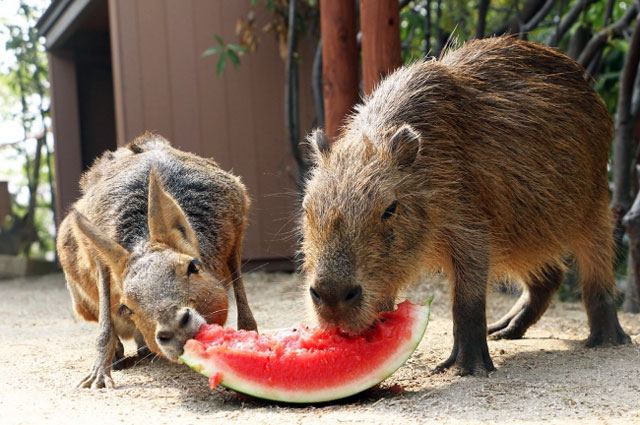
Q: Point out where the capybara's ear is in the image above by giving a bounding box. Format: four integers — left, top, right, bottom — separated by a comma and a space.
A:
305, 128, 331, 164
72, 210, 130, 278
390, 124, 420, 168
147, 168, 200, 257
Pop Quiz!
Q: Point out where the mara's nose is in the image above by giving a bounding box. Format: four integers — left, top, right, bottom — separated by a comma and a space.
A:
310, 281, 362, 308
156, 309, 192, 345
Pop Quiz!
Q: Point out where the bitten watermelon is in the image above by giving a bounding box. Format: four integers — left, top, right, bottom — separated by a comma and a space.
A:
179, 299, 431, 403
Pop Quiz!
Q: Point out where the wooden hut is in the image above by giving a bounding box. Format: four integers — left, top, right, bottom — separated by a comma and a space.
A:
37, 0, 316, 269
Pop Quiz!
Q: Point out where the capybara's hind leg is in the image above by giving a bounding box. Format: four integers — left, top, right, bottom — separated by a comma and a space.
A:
574, 221, 630, 347
489, 265, 563, 340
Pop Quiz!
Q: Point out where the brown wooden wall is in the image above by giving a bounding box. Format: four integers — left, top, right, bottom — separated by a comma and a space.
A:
105, 0, 315, 262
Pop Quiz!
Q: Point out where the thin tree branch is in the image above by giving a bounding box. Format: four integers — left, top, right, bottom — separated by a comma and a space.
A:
603, 0, 616, 26
547, 0, 598, 47
285, 0, 304, 187
577, 1, 639, 69
492, 0, 547, 35
586, 0, 618, 79
520, 0, 556, 36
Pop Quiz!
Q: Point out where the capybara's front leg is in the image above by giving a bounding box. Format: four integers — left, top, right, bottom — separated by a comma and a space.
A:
433, 235, 494, 377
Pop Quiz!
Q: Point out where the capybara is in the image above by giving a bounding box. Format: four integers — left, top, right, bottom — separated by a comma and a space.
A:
300, 37, 630, 376
57, 134, 257, 388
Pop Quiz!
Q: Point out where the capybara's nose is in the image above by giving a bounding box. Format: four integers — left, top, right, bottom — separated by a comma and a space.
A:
310, 282, 363, 308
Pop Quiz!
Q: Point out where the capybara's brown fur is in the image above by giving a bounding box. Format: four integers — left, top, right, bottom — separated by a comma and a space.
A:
57, 134, 257, 388
301, 37, 630, 376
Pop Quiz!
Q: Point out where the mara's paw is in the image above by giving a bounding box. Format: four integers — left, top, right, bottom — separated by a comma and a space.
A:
78, 365, 114, 389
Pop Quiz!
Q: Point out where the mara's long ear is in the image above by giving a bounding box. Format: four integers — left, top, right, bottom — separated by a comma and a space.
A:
72, 210, 130, 278
390, 124, 420, 168
305, 128, 331, 165
147, 168, 200, 257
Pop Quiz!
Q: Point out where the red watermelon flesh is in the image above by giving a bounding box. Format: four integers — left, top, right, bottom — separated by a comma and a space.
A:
179, 299, 431, 403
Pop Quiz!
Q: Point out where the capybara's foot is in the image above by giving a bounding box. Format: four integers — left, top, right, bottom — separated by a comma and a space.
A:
584, 291, 631, 347
489, 266, 563, 341
586, 322, 631, 347
488, 307, 530, 340
430, 342, 495, 377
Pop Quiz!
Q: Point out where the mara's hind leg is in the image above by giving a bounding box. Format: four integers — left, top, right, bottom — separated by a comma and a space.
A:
574, 218, 630, 347
488, 265, 563, 340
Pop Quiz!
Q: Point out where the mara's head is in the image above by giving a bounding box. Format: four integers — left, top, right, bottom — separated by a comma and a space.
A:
72, 169, 228, 360
301, 125, 434, 333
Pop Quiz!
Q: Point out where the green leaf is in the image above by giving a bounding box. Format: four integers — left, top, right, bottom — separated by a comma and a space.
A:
216, 52, 227, 76
202, 46, 221, 57
227, 49, 240, 67
227, 44, 247, 54
214, 34, 224, 46
250, 0, 259, 5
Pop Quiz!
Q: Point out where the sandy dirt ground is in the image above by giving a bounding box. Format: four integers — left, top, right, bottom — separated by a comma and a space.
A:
1, 271, 639, 425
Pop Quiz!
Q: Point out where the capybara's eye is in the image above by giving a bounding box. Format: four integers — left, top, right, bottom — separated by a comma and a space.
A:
382, 201, 398, 221
187, 258, 202, 276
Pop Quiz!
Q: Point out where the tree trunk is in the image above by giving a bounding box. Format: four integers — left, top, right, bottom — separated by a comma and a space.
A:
612, 17, 640, 217
623, 181, 640, 312
476, 0, 490, 39
320, 0, 359, 142
615, 17, 640, 312
360, 0, 402, 95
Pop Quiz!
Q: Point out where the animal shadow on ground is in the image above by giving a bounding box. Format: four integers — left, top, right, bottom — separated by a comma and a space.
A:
157, 337, 638, 420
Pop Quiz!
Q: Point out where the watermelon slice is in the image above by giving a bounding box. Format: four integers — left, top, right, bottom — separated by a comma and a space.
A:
179, 299, 431, 403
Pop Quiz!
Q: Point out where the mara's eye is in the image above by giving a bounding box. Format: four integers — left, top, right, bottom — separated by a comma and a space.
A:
187, 258, 202, 276
382, 201, 398, 221
118, 304, 133, 316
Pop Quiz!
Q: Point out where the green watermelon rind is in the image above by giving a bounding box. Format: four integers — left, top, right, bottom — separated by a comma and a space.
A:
179, 298, 432, 404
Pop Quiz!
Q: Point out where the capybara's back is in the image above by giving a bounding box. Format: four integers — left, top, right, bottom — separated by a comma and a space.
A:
301, 37, 629, 377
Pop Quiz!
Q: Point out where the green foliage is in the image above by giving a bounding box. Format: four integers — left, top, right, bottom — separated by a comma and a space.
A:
0, 1, 54, 260
203, 34, 248, 77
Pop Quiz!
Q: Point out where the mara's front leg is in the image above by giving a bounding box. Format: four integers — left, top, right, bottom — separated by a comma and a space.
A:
228, 247, 258, 332
432, 234, 494, 377
78, 263, 118, 389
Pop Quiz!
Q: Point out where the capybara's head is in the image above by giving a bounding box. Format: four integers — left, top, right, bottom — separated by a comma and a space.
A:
72, 169, 228, 360
301, 126, 435, 333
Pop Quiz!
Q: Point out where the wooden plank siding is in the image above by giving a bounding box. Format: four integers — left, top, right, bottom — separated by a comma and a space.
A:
47, 51, 84, 219
107, 0, 314, 262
